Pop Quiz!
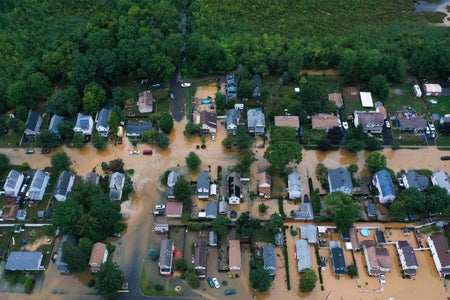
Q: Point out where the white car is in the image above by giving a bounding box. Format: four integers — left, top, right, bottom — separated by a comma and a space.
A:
428, 123, 436, 131
379, 274, 386, 284
212, 277, 220, 289
211, 134, 216, 141
130, 150, 140, 155
155, 205, 165, 210
342, 122, 349, 130
426, 127, 431, 135
181, 82, 191, 88
385, 120, 391, 128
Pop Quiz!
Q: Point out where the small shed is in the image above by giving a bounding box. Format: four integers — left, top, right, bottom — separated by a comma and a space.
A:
210, 184, 217, 197
219, 200, 227, 215
367, 203, 377, 217
360, 92, 374, 107
376, 230, 386, 245
209, 231, 218, 247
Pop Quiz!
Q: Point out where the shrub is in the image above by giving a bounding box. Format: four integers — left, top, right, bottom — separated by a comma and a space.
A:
87, 279, 96, 287
154, 284, 164, 292
106, 244, 116, 253
24, 277, 34, 294
258, 203, 268, 213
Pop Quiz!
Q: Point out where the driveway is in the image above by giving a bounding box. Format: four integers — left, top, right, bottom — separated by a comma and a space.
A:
170, 69, 186, 122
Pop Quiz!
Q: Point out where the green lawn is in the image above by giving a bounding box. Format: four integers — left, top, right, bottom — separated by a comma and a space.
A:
385, 85, 428, 117
426, 96, 450, 117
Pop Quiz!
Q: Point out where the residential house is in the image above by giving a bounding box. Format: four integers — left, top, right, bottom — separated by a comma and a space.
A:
109, 172, 125, 201
397, 113, 427, 133
198, 111, 217, 135
428, 235, 450, 277
194, 240, 208, 277
263, 244, 276, 276
27, 170, 50, 201
228, 172, 241, 204
205, 202, 218, 219
328, 93, 343, 108
328, 167, 353, 195
402, 170, 429, 191
396, 240, 418, 276
197, 171, 210, 199
24, 110, 42, 140
353, 111, 384, 133
293, 203, 314, 221
56, 234, 77, 273
431, 171, 450, 195
6, 252, 43, 271
288, 172, 302, 200
311, 114, 340, 131
167, 171, 180, 199
159, 239, 174, 275
226, 73, 238, 99
373, 170, 396, 204
84, 172, 100, 185
349, 227, 362, 250
138, 90, 154, 113
247, 109, 265, 135
89, 242, 108, 273
360, 92, 374, 108
251, 74, 262, 97
95, 107, 110, 137
422, 83, 442, 96
274, 115, 300, 128
226, 109, 240, 135
295, 239, 312, 272
330, 241, 346, 276
375, 104, 387, 118
54, 171, 75, 201
219, 199, 227, 215
229, 240, 241, 276
126, 121, 152, 137
3, 170, 24, 198
73, 113, 93, 136
154, 223, 169, 234
258, 171, 271, 198
48, 114, 64, 138
300, 225, 318, 244
166, 201, 183, 218
362, 240, 393, 276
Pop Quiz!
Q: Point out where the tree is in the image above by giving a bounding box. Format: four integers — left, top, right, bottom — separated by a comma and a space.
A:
95, 260, 123, 298
175, 258, 188, 271
364, 136, 383, 151
389, 188, 425, 220
211, 216, 230, 236
222, 136, 234, 151
159, 113, 174, 134
0, 153, 10, 171
324, 191, 360, 232
368, 74, 389, 100
317, 139, 332, 151
186, 152, 201, 171
185, 271, 200, 289
58, 120, 75, 140
249, 266, 272, 292
235, 149, 257, 174
37, 130, 60, 149
259, 203, 268, 213
347, 264, 358, 278
82, 83, 106, 116
184, 122, 201, 137
78, 237, 94, 263
264, 127, 302, 171
299, 269, 318, 293
62, 241, 87, 273
235, 125, 254, 151
92, 133, 107, 150
173, 177, 191, 204
266, 213, 284, 236
52, 200, 83, 234
48, 87, 81, 117
73, 133, 84, 149
108, 158, 124, 173
344, 139, 365, 152
425, 186, 450, 214
235, 211, 262, 238
74, 213, 102, 240
156, 133, 170, 149
149, 248, 159, 261
365, 152, 387, 174
51, 152, 72, 173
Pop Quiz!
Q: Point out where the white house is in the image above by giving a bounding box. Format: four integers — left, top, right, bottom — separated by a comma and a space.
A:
428, 235, 450, 277
95, 108, 110, 137
288, 172, 302, 200
54, 171, 75, 201
3, 170, 24, 198
372, 170, 396, 204
73, 113, 94, 135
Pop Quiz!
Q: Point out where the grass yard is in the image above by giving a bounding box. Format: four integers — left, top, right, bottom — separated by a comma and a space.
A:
0, 132, 22, 148
156, 100, 170, 114
426, 96, 450, 117
385, 85, 428, 117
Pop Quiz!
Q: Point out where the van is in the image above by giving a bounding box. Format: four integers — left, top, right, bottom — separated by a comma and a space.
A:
143, 149, 153, 155
413, 85, 422, 98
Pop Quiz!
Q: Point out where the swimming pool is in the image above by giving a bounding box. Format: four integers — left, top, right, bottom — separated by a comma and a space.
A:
361, 228, 370, 237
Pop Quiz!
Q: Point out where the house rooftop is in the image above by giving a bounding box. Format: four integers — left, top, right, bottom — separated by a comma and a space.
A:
274, 115, 299, 128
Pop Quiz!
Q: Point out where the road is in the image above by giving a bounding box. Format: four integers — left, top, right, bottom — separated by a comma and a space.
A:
170, 69, 186, 122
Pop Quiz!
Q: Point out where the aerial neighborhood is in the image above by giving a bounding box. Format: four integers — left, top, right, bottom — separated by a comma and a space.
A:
0, 1, 450, 300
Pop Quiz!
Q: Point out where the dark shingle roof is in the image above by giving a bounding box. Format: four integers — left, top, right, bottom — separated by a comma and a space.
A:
331, 247, 346, 275
263, 244, 276, 275
6, 252, 43, 270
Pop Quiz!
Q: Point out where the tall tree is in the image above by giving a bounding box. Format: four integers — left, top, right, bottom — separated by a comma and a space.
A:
82, 83, 106, 116
425, 186, 450, 214
235, 125, 254, 151
58, 120, 75, 140
95, 260, 123, 298
62, 241, 87, 273
0, 153, 10, 171
368, 74, 389, 100
78, 237, 94, 264
186, 152, 201, 171
159, 113, 174, 134
365, 152, 387, 174
37, 130, 59, 149
73, 133, 84, 149
52, 200, 83, 234
51, 152, 72, 173
299, 269, 318, 293
48, 87, 81, 117
210, 216, 230, 236
264, 127, 302, 172
92, 132, 107, 150
324, 191, 360, 232
249, 267, 272, 292
173, 177, 191, 205
389, 188, 425, 220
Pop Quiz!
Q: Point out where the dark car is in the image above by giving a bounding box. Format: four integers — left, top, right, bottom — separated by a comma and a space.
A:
207, 277, 215, 288
441, 156, 450, 161
118, 137, 123, 145
153, 210, 164, 216
41, 149, 51, 154
224, 289, 236, 295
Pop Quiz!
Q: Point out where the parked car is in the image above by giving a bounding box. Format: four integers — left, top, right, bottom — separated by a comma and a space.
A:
143, 149, 153, 155
211, 134, 216, 141
170, 92, 175, 100
426, 127, 431, 135
155, 205, 165, 210
431, 131, 436, 139
342, 121, 349, 131
118, 137, 123, 145
379, 274, 386, 284
428, 122, 436, 131
207, 277, 215, 288
212, 278, 220, 289
41, 149, 51, 154
181, 82, 191, 88
153, 210, 165, 216
224, 288, 237, 295
385, 120, 391, 128
441, 156, 450, 161
130, 150, 140, 155
25, 149, 35, 154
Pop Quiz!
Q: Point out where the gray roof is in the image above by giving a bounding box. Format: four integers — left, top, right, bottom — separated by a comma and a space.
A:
109, 172, 125, 189
197, 171, 210, 198
25, 110, 42, 135
293, 203, 314, 220
263, 244, 276, 275
56, 234, 77, 273
194, 240, 208, 274
431, 171, 450, 194
6, 251, 43, 271
367, 203, 377, 216
296, 239, 312, 271
49, 114, 64, 135
252, 74, 262, 97
398, 116, 427, 130
28, 170, 50, 201
373, 169, 395, 203
159, 239, 174, 273
55, 171, 74, 199
199, 111, 217, 129
3, 169, 23, 193
328, 167, 353, 194
403, 170, 429, 191
205, 202, 218, 219
126, 121, 152, 136
397, 240, 418, 275
228, 172, 241, 198
247, 109, 265, 133
226, 109, 240, 133
167, 171, 180, 198
96, 108, 110, 129
84, 172, 100, 185
288, 172, 302, 199
219, 200, 227, 214
300, 225, 317, 244
331, 246, 346, 275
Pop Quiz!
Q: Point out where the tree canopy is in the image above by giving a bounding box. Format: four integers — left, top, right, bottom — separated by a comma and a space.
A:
324, 191, 360, 232
249, 266, 273, 292
173, 177, 191, 205
159, 113, 174, 134
51, 152, 72, 173
365, 152, 387, 174
264, 127, 302, 171
95, 260, 123, 298
186, 152, 201, 171
300, 269, 318, 293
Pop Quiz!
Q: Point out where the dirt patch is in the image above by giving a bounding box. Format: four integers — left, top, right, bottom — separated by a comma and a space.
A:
301, 69, 339, 76
22, 235, 52, 251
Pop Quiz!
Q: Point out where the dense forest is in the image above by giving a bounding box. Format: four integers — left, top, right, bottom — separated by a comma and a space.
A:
0, 0, 449, 115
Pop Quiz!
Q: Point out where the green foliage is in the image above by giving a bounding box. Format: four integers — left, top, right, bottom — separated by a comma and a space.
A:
175, 258, 188, 271
235, 149, 256, 175
156, 133, 170, 149
51, 152, 72, 173
300, 269, 318, 293
72, 133, 84, 149
24, 277, 34, 294
78, 237, 94, 263
221, 135, 234, 151
259, 203, 269, 213
264, 127, 302, 171
107, 158, 124, 173
235, 211, 262, 238
235, 125, 254, 151
324, 192, 360, 232
62, 241, 87, 273
347, 164, 359, 176
185, 272, 200, 289
88, 279, 96, 288
185, 152, 201, 171
249, 267, 272, 292
149, 248, 159, 261
159, 113, 174, 134
389, 188, 426, 220
48, 87, 81, 117
365, 152, 387, 174
210, 216, 230, 236
317, 139, 332, 152
347, 264, 358, 278
0, 153, 10, 171
368, 75, 389, 100
82, 83, 106, 116
95, 260, 123, 298
92, 133, 107, 150
184, 123, 201, 137
37, 130, 60, 149
316, 163, 329, 190
173, 177, 191, 205
58, 120, 75, 140
344, 139, 366, 152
